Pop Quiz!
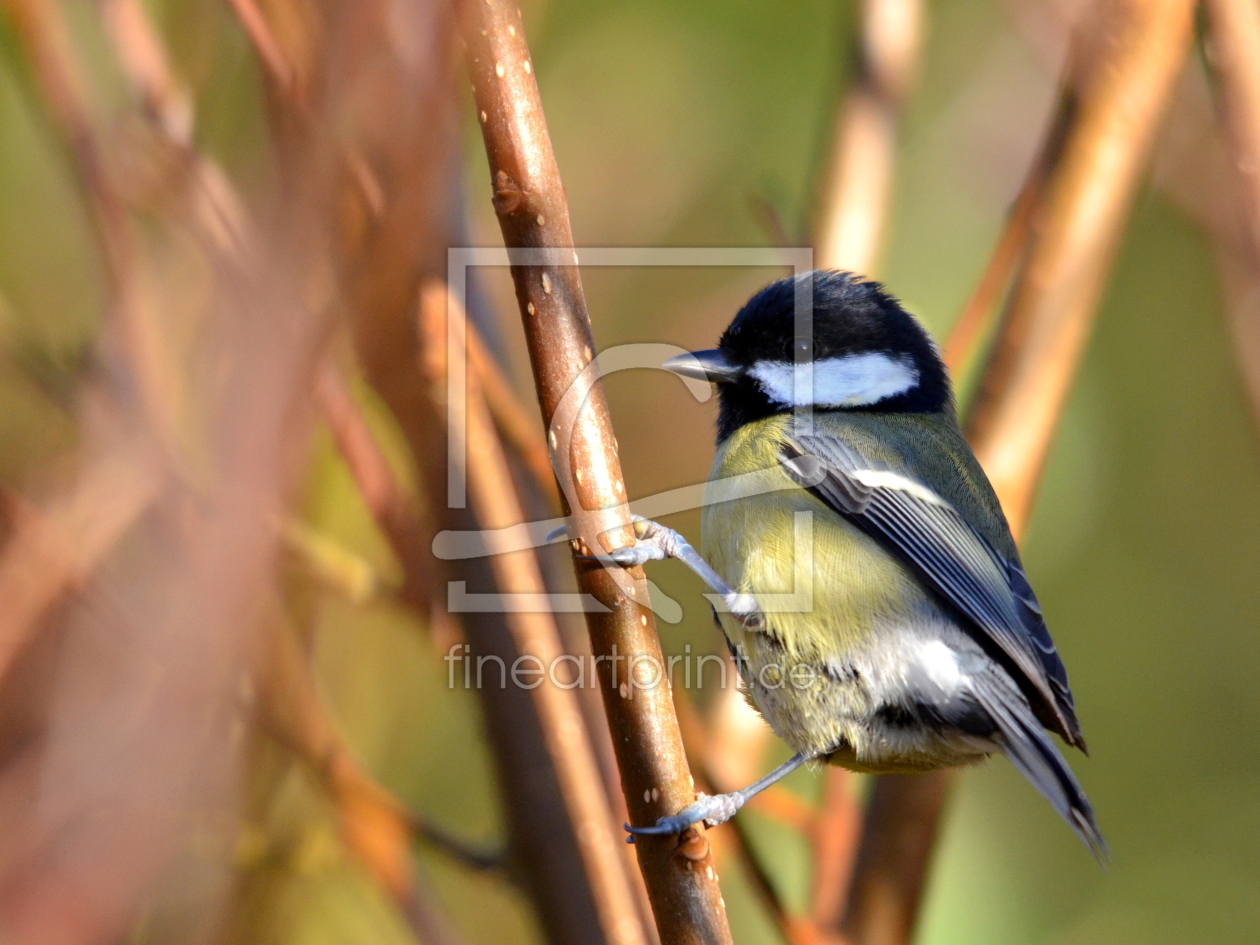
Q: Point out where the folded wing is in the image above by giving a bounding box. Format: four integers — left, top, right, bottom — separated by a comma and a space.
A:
780, 432, 1085, 750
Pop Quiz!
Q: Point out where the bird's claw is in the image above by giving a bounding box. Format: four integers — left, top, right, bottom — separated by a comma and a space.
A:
581, 542, 665, 567
624, 792, 745, 842
543, 524, 570, 544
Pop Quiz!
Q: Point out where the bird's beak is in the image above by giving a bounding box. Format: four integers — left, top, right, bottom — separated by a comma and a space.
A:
662, 349, 743, 384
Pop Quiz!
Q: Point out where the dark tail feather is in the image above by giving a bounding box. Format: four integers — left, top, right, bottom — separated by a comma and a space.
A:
974, 677, 1107, 860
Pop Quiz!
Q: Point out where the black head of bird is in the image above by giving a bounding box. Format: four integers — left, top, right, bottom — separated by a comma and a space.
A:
664, 270, 953, 442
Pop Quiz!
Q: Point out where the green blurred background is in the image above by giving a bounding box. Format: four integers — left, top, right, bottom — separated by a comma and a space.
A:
1, 0, 1258, 943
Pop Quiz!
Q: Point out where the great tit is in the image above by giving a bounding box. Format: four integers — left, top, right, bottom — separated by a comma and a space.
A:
613, 269, 1103, 855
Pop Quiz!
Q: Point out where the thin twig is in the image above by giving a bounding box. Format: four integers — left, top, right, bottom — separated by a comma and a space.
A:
314, 364, 439, 616
748, 194, 795, 248
223, 0, 294, 92
1202, 0, 1260, 423
671, 690, 799, 945
464, 320, 558, 506
411, 820, 506, 874
837, 4, 1195, 944
941, 91, 1074, 378
257, 603, 479, 945
99, 0, 192, 144
965, 0, 1195, 535
0, 0, 173, 442
255, 611, 421, 910
0, 417, 162, 684
813, 0, 923, 275
807, 769, 862, 937
0, 1, 178, 667
419, 284, 650, 945
100, 0, 250, 261
457, 2, 731, 941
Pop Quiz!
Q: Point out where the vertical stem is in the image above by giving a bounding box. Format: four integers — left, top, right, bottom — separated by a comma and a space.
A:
455, 2, 732, 943
420, 287, 648, 945
464, 319, 558, 504
1203, 0, 1260, 421
965, 0, 1195, 534
807, 765, 862, 934
224, 0, 293, 91
1203, 0, 1260, 241
838, 772, 951, 945
814, 0, 924, 276
942, 91, 1075, 378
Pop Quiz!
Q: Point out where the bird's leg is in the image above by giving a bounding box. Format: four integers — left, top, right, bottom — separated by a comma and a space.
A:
625, 752, 814, 840
578, 517, 762, 628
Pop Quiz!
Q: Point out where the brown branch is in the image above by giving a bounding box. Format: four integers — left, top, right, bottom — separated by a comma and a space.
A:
813, 0, 924, 275
98, 0, 192, 144
464, 320, 558, 506
834, 771, 952, 945
1202, 0, 1260, 424
0, 417, 162, 684
254, 612, 424, 914
0, 66, 332, 945
0, 0, 173, 442
964, 0, 1194, 535
456, 2, 730, 942
419, 285, 650, 945
98, 6, 469, 935
836, 3, 1195, 944
314, 364, 440, 617
941, 91, 1075, 378
223, 0, 294, 93
241, 2, 642, 940
807, 769, 862, 937
0, 0, 187, 659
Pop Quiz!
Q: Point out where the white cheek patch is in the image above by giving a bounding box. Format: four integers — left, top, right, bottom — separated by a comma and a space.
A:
748, 352, 919, 408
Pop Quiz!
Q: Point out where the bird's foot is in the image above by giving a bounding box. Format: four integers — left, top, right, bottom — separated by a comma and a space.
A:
624, 792, 745, 842
587, 517, 680, 567
584, 518, 766, 630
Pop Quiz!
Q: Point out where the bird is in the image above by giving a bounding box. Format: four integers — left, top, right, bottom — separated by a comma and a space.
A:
602, 269, 1104, 856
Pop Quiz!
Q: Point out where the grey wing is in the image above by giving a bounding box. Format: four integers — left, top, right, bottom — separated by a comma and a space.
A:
1005, 558, 1085, 750
970, 671, 1105, 856
780, 432, 1085, 750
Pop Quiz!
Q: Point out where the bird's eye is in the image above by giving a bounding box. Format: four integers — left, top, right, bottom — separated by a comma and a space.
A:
792, 339, 812, 359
